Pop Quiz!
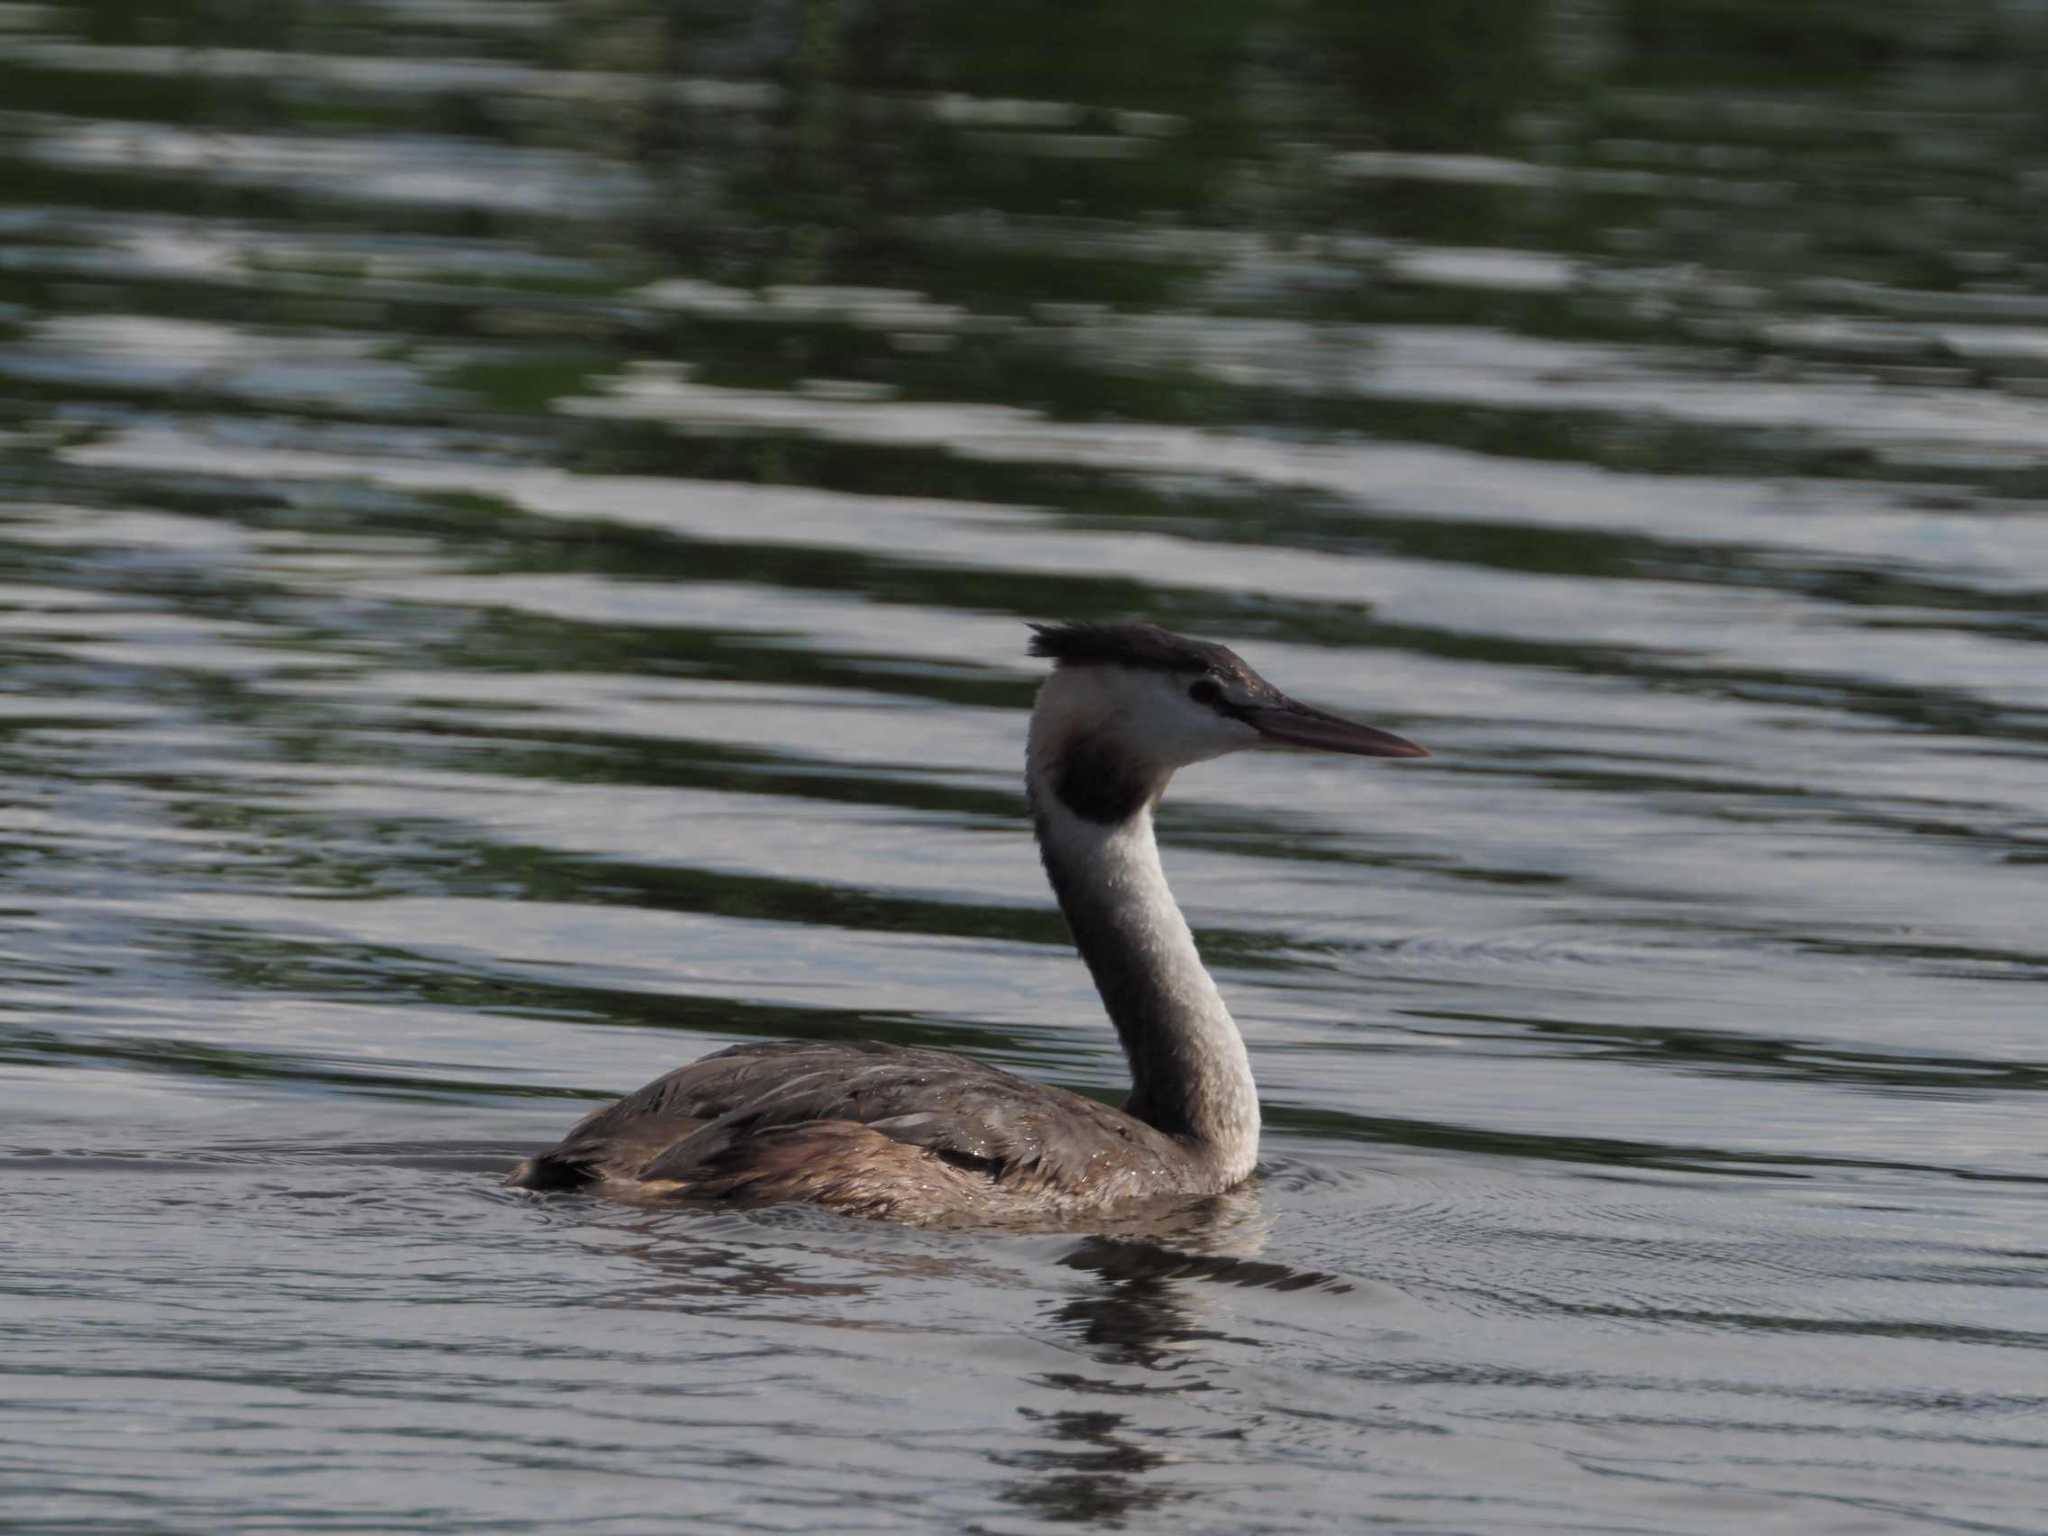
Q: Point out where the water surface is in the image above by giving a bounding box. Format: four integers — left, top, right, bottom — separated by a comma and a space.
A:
3, 2, 2046, 1531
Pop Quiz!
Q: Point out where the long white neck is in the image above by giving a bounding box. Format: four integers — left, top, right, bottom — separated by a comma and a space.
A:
1025, 748, 1261, 1185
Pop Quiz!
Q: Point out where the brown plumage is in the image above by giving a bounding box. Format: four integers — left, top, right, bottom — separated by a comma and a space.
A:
508, 1040, 1208, 1223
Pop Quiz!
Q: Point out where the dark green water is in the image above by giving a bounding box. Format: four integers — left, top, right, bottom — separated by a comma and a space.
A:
3, 2, 2046, 1531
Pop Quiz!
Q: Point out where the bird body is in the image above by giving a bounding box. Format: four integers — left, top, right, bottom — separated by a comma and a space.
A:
508, 622, 1425, 1226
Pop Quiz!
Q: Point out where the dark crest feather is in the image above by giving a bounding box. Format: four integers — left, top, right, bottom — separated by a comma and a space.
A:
1028, 621, 1242, 676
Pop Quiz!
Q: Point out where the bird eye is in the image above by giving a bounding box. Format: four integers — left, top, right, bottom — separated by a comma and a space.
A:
1187, 677, 1223, 706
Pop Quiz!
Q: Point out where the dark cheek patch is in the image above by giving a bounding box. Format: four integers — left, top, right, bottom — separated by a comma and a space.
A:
1054, 734, 1159, 824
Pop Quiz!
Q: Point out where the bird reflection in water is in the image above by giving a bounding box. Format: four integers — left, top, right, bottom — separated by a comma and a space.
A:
997, 1195, 1351, 1523
576, 1185, 1351, 1522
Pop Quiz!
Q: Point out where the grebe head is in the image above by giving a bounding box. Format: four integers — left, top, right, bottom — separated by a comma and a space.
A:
1026, 621, 1424, 824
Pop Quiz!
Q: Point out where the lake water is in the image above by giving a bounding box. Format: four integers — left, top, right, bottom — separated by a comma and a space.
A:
3, 2, 2047, 1531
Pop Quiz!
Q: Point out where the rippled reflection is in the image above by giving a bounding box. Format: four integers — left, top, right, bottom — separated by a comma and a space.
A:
3, 0, 2047, 1530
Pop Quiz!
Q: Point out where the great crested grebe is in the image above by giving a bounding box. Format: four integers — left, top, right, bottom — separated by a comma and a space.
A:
508, 621, 1427, 1224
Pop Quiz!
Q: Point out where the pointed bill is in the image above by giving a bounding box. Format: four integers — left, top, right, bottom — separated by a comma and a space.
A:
1238, 698, 1428, 758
